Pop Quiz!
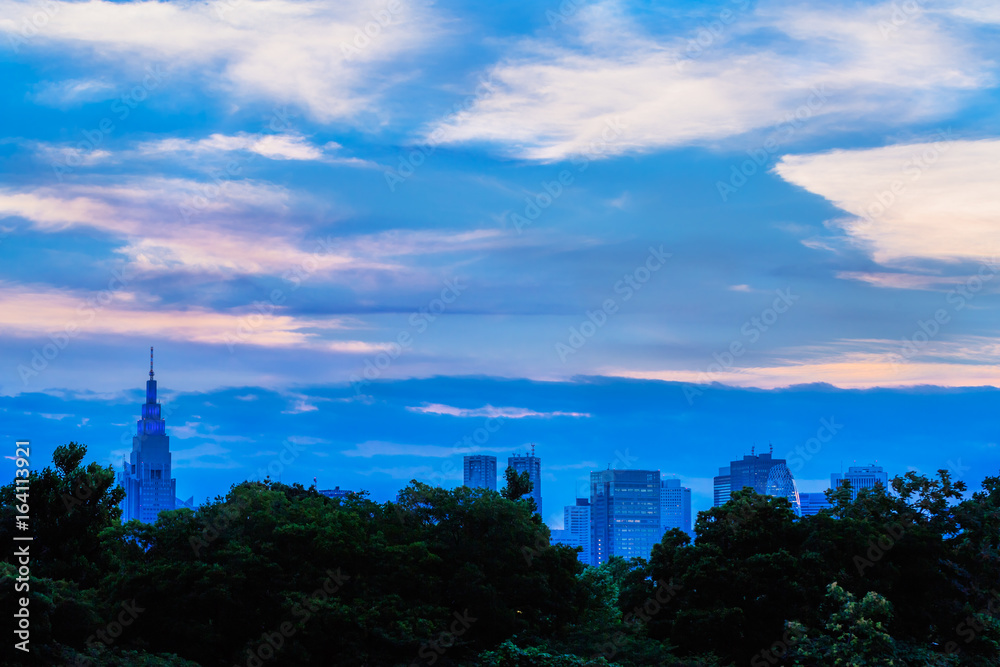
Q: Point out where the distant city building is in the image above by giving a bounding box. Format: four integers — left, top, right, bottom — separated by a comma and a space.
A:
508, 446, 542, 515
765, 463, 802, 516
799, 492, 833, 516
550, 498, 592, 565
119, 348, 177, 523
660, 478, 692, 536
319, 486, 352, 499
591, 469, 661, 565
463, 455, 497, 491
832, 464, 888, 501
713, 466, 731, 506
176, 496, 196, 511
714, 448, 800, 513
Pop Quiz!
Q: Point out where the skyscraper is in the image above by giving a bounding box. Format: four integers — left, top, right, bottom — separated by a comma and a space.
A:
591, 469, 661, 565
714, 447, 799, 512
799, 492, 833, 516
832, 464, 888, 501
119, 348, 176, 523
508, 446, 542, 515
660, 477, 692, 536
713, 466, 731, 506
564, 498, 592, 565
463, 455, 497, 491
765, 463, 802, 516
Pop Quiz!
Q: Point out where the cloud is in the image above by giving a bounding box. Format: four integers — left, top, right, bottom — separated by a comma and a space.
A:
0, 0, 438, 122
132, 133, 374, 166
0, 282, 390, 352
171, 442, 241, 469
609, 337, 1000, 389
406, 403, 591, 418
341, 440, 504, 458
430, 1, 989, 160
0, 180, 510, 279
775, 138, 1000, 267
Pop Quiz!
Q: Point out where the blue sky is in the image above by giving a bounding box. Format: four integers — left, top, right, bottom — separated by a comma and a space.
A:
1, 0, 998, 525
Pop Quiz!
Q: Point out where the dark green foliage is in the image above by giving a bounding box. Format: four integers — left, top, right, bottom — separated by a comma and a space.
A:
2, 443, 998, 667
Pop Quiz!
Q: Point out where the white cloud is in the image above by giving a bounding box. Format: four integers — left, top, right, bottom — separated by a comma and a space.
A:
0, 179, 511, 279
406, 403, 591, 418
608, 336, 1000, 389
0, 282, 391, 352
342, 440, 504, 458
0, 0, 437, 122
430, 1, 990, 160
775, 138, 1000, 266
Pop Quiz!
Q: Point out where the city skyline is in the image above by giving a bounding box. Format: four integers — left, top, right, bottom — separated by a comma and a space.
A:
3, 356, 994, 529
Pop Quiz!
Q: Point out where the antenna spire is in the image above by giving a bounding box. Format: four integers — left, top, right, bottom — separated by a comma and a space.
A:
149, 346, 155, 378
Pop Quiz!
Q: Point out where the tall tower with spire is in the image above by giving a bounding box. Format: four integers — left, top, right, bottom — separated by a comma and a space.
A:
119, 347, 176, 522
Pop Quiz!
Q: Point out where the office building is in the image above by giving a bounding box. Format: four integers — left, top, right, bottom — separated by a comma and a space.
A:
713, 466, 731, 506
508, 446, 542, 515
591, 469, 661, 565
550, 498, 592, 565
119, 348, 177, 523
832, 464, 888, 501
713, 447, 800, 513
799, 492, 833, 516
463, 455, 497, 491
660, 478, 692, 536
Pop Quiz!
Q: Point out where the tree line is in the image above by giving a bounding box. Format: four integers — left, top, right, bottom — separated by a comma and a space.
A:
2, 442, 998, 666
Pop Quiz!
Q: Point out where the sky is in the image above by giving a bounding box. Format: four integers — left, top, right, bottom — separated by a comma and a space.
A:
1, 0, 998, 526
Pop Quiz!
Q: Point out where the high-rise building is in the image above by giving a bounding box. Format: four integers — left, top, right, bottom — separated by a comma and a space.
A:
463, 455, 497, 491
714, 448, 800, 513
591, 469, 661, 565
660, 478, 692, 536
713, 466, 731, 506
765, 463, 802, 516
799, 492, 833, 516
508, 446, 542, 515
119, 348, 176, 523
555, 498, 592, 565
832, 464, 888, 501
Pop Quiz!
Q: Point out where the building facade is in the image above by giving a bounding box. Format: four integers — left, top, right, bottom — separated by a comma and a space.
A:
799, 491, 833, 516
591, 469, 661, 565
508, 448, 542, 515
119, 348, 176, 523
463, 455, 497, 491
563, 498, 593, 565
660, 478, 692, 536
832, 464, 888, 501
713, 466, 731, 507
